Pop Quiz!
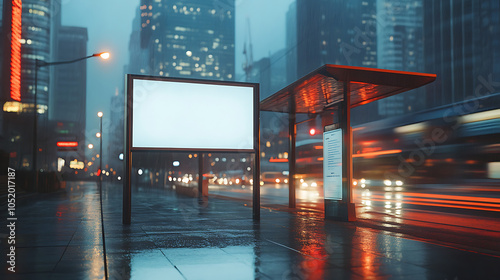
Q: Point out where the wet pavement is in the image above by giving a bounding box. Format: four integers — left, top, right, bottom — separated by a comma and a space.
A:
1, 181, 500, 279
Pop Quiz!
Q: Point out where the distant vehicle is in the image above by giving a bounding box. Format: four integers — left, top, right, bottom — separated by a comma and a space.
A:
353, 178, 404, 189
215, 170, 251, 186
261, 171, 288, 184
298, 177, 322, 188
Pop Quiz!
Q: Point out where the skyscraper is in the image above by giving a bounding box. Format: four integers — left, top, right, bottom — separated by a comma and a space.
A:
49, 26, 88, 169
377, 0, 424, 116
1, 0, 89, 176
424, 0, 500, 108
139, 0, 235, 80
295, 0, 377, 78
1, 0, 53, 171
20, 0, 52, 114
51, 26, 87, 123
129, 5, 151, 75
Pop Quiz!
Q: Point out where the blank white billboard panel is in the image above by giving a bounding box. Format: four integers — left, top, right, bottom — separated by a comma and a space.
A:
131, 78, 255, 150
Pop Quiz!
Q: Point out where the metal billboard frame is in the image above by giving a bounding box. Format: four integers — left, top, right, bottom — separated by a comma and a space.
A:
123, 74, 260, 224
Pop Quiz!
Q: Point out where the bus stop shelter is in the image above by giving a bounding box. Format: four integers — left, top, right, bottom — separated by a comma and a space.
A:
260, 64, 436, 221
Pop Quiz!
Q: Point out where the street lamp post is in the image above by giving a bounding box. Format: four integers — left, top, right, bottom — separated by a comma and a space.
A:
32, 52, 110, 191
98, 112, 103, 190
96, 111, 108, 279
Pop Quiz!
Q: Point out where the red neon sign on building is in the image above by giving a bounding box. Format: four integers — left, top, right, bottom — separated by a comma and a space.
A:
56, 141, 79, 147
10, 0, 23, 102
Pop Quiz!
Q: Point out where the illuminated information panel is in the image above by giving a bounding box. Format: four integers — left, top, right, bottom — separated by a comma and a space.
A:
131, 78, 255, 150
323, 128, 343, 200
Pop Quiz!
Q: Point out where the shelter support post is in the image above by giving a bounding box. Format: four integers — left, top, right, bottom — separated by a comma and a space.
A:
288, 97, 296, 209
324, 80, 356, 221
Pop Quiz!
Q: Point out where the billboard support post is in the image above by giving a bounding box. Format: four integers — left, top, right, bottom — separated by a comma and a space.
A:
198, 153, 205, 197
124, 76, 133, 225
288, 95, 296, 209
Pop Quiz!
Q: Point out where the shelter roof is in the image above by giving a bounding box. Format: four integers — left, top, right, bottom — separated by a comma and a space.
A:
260, 64, 436, 114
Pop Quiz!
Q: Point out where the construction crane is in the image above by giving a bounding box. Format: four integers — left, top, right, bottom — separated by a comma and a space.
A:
242, 18, 253, 82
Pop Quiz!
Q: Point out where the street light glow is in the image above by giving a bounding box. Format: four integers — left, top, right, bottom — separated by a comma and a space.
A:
96, 132, 101, 138
88, 144, 94, 149
96, 52, 110, 60
97, 111, 103, 118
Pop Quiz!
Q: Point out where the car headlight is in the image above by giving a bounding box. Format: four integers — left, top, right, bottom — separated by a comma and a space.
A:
384, 180, 392, 186
395, 180, 403, 186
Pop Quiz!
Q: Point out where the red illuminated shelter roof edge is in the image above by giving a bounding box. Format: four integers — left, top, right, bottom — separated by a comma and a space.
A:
260, 64, 436, 114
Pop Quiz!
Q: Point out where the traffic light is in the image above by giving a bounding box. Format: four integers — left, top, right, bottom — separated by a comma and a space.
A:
308, 114, 318, 136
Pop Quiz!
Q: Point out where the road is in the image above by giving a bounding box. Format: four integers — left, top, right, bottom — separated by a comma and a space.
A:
208, 182, 500, 235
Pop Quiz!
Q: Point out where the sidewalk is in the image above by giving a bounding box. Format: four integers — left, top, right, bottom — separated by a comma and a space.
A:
1, 181, 500, 279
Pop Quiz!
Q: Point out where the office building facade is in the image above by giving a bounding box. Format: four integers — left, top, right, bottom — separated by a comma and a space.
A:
295, 0, 377, 78
424, 0, 500, 108
139, 0, 235, 80
377, 0, 424, 116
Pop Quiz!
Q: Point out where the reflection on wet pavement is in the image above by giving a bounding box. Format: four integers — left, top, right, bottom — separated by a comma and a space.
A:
1, 181, 500, 279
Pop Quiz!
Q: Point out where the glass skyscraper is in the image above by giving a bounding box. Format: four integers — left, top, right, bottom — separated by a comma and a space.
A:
424, 0, 500, 107
139, 0, 235, 80
377, 0, 424, 116
295, 0, 377, 78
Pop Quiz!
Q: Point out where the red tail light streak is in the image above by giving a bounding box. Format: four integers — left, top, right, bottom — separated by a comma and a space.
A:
367, 192, 500, 212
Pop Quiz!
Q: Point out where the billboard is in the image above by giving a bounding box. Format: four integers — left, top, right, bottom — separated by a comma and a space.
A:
128, 76, 257, 151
